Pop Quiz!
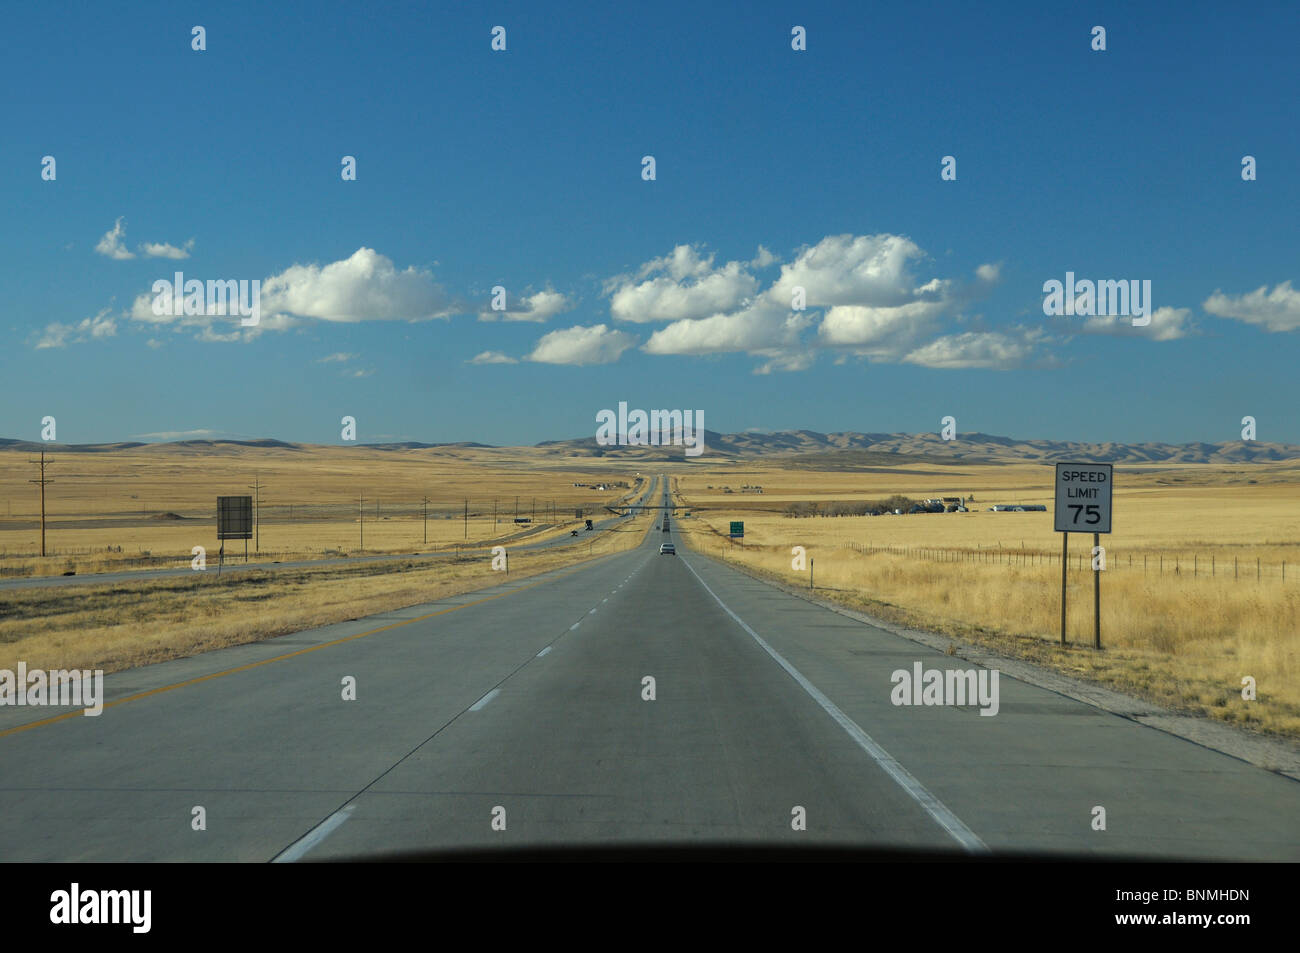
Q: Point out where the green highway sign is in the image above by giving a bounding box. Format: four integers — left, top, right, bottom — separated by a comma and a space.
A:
729, 521, 744, 538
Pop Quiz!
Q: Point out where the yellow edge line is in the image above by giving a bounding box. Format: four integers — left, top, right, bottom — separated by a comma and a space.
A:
0, 553, 619, 741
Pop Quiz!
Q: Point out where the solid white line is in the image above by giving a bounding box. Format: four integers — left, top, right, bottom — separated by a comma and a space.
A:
569, 622, 580, 631
679, 556, 988, 854
272, 805, 356, 863
469, 688, 500, 711
537, 646, 553, 657
588, 608, 597, 614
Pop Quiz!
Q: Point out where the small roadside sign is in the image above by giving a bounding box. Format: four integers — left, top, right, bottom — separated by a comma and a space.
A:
729, 521, 744, 538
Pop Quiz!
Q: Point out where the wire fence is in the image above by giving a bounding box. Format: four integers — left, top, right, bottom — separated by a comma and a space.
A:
0, 491, 648, 573
836, 541, 1296, 583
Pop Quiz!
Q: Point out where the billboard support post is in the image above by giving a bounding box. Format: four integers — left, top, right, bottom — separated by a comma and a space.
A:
217, 496, 253, 570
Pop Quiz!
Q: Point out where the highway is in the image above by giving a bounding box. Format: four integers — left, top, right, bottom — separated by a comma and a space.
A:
1, 475, 1297, 861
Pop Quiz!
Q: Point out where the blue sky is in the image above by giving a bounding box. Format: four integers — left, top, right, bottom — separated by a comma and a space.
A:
3, 0, 1298, 446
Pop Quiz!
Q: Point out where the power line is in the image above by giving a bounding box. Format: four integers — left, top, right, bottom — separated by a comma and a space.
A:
28, 449, 54, 558
247, 473, 266, 553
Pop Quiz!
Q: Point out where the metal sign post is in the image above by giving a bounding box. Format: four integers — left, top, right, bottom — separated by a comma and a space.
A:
1094, 532, 1101, 650
1054, 463, 1113, 648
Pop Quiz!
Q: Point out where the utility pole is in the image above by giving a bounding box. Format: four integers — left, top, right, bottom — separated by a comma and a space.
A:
359, 492, 364, 553
531, 498, 535, 522
514, 496, 519, 520
247, 473, 265, 553
493, 499, 498, 532
464, 499, 468, 539
422, 496, 430, 544
28, 450, 53, 558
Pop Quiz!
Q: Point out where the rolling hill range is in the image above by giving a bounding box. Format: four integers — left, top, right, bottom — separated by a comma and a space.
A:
2, 432, 1297, 465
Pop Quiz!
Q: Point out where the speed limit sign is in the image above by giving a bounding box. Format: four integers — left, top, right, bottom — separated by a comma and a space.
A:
1055, 461, 1112, 651
1054, 463, 1112, 534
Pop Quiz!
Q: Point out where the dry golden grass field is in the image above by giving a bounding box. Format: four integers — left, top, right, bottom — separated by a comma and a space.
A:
0, 442, 649, 673
0, 465, 651, 675
0, 442, 650, 670
670, 460, 1300, 739
0, 444, 645, 576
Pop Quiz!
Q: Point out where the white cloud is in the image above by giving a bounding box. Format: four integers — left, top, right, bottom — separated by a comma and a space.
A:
1080, 306, 1193, 341
607, 245, 758, 322
94, 219, 193, 260
902, 327, 1047, 370
526, 324, 637, 365
128, 247, 457, 341
816, 300, 948, 356
1204, 281, 1300, 333
141, 239, 194, 259
348, 368, 374, 378
617, 233, 1011, 371
753, 348, 816, 374
768, 234, 943, 309
643, 299, 810, 355
33, 308, 118, 349
468, 350, 519, 364
316, 352, 358, 363
146, 338, 164, 349
94, 218, 135, 260
131, 429, 221, 440
195, 326, 243, 343
478, 289, 573, 323
259, 247, 454, 323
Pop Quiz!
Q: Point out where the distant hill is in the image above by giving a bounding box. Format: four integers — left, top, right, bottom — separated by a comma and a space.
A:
2, 431, 1298, 465
532, 429, 1300, 465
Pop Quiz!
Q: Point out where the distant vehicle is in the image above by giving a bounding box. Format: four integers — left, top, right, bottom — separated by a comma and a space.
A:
584, 519, 594, 530
659, 543, 675, 555
571, 530, 579, 536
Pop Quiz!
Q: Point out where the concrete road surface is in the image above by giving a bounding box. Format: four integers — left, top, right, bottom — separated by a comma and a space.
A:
1, 475, 1297, 861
